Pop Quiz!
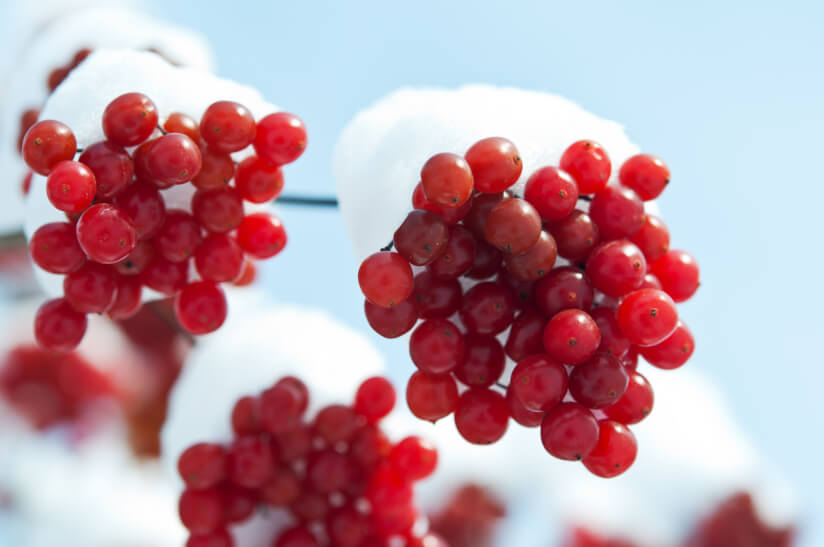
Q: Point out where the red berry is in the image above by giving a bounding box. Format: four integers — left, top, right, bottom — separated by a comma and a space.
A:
639, 320, 694, 369
582, 420, 638, 478
307, 449, 353, 493
17, 108, 40, 153
75, 203, 137, 264
411, 181, 472, 225
616, 288, 678, 346
454, 388, 509, 445
178, 443, 227, 489
326, 506, 371, 547
78, 141, 133, 199
467, 239, 502, 279
428, 225, 476, 279
261, 377, 309, 434
175, 282, 228, 335
236, 212, 287, 259
350, 425, 391, 468
504, 309, 546, 362
548, 209, 600, 261
179, 488, 224, 534
630, 215, 670, 262
411, 271, 461, 319
390, 436, 438, 480
406, 371, 458, 422
639, 272, 662, 290
504, 230, 557, 281
534, 267, 593, 318
222, 485, 255, 522
33, 298, 87, 352
421, 153, 474, 208
156, 210, 203, 263
589, 184, 645, 240
63, 262, 117, 313
140, 255, 189, 295
497, 269, 535, 309
186, 530, 232, 547
540, 402, 599, 460
409, 318, 465, 375
46, 160, 96, 212
164, 112, 201, 143
460, 281, 515, 335
260, 466, 301, 506
354, 376, 396, 422
147, 133, 202, 185
200, 101, 256, 153
193, 150, 235, 190
568, 353, 629, 409
254, 112, 307, 165
484, 198, 542, 254
228, 435, 275, 489
505, 384, 544, 427
509, 354, 568, 411
191, 187, 244, 233
290, 490, 330, 523
133, 138, 165, 187
543, 309, 601, 365
233, 260, 256, 286
275, 526, 319, 547
364, 299, 417, 338
464, 191, 505, 236
195, 233, 244, 282
454, 333, 505, 388
107, 275, 143, 319
29, 222, 85, 274
559, 140, 611, 194
651, 250, 700, 302
604, 370, 654, 424
235, 156, 284, 203
464, 137, 522, 193
619, 153, 670, 200
102, 93, 158, 147
394, 210, 448, 265
586, 240, 646, 298
524, 166, 578, 221
231, 396, 261, 436
589, 307, 632, 358
22, 120, 76, 175
114, 182, 166, 240
358, 251, 413, 308
314, 404, 360, 444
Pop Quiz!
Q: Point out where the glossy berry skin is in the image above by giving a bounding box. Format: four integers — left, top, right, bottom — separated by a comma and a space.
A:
454, 388, 509, 445
639, 321, 694, 370
504, 231, 557, 281
604, 370, 654, 424
582, 420, 638, 478
195, 233, 244, 282
540, 402, 599, 460
307, 450, 353, 492
543, 309, 601, 365
390, 436, 438, 480
429, 225, 476, 279
364, 299, 417, 338
455, 333, 505, 387
228, 435, 275, 489
200, 101, 256, 153
616, 288, 679, 346
233, 260, 256, 286
548, 209, 600, 261
163, 112, 201, 142
140, 255, 189, 295
260, 380, 307, 434
236, 213, 287, 259
175, 282, 228, 335
589, 307, 632, 358
179, 488, 224, 534
534, 267, 594, 318
156, 210, 203, 262
464, 191, 505, 236
354, 377, 396, 422
467, 239, 502, 279
498, 269, 535, 309
75, 203, 138, 264
568, 353, 630, 409
505, 385, 544, 427
651, 250, 700, 302
589, 184, 645, 240
421, 153, 474, 208
22, 120, 77, 175
464, 137, 522, 193
586, 240, 647, 298
524, 166, 579, 221
631, 215, 670, 262
409, 318, 465, 375
394, 210, 448, 265
107, 275, 142, 319
178, 443, 227, 489
29, 222, 85, 274
639, 273, 662, 290
411, 271, 461, 319
358, 251, 414, 308
102, 93, 158, 147
314, 405, 359, 444
619, 154, 670, 200
114, 182, 166, 240
193, 150, 235, 190
46, 161, 96, 212
484, 198, 542, 254
63, 262, 117, 313
191, 187, 244, 233
504, 309, 546, 362
33, 298, 87, 353
253, 112, 307, 165
235, 156, 284, 203
559, 140, 611, 194
79, 141, 133, 199
406, 371, 459, 422
147, 133, 202, 185
411, 181, 472, 225
460, 281, 515, 335
510, 354, 568, 411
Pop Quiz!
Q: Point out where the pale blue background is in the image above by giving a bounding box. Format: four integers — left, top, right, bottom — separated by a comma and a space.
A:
155, 1, 824, 544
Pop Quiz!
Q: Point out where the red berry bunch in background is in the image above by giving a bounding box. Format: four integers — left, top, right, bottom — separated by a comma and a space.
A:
24, 92, 307, 352
429, 483, 506, 547
358, 137, 699, 477
176, 375, 445, 547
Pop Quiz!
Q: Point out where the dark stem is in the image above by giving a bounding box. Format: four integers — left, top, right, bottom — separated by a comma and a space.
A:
495, 381, 509, 390
578, 195, 592, 202
380, 241, 394, 252
277, 195, 339, 207
157, 125, 168, 136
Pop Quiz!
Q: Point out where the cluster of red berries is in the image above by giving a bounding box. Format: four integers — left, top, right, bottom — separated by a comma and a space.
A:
0, 344, 115, 429
24, 92, 307, 352
176, 375, 445, 547
357, 137, 699, 478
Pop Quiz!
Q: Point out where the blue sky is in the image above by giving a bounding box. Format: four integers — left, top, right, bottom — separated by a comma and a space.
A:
154, 1, 824, 544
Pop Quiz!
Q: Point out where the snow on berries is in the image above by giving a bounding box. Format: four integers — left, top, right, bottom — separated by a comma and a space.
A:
336, 86, 701, 478
22, 50, 307, 352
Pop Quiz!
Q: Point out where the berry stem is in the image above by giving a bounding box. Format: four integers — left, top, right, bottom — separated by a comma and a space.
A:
578, 195, 592, 202
277, 194, 339, 207
380, 241, 394, 252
